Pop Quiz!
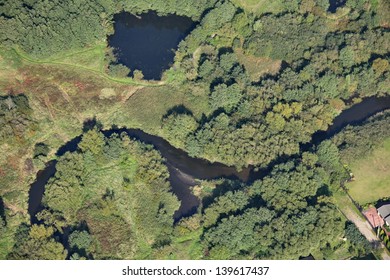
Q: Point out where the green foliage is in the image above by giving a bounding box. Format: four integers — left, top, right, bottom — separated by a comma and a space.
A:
69, 230, 92, 251
345, 223, 372, 256
203, 190, 249, 228
161, 112, 198, 145
1, 0, 388, 261
39, 130, 179, 259
316, 0, 330, 10
44, 152, 86, 223
0, 216, 5, 237
0, 0, 114, 57
33, 143, 49, 158
9, 225, 67, 260
210, 83, 243, 113
0, 94, 34, 143
245, 14, 327, 61
0, 0, 217, 58
120, 0, 217, 20
205, 208, 275, 259
108, 63, 131, 78
202, 157, 345, 260
79, 203, 136, 259
339, 47, 356, 68
79, 129, 105, 155
201, 2, 237, 31
333, 111, 390, 162
317, 141, 341, 170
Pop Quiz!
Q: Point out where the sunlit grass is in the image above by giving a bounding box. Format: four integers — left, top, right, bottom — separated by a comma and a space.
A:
230, 0, 286, 15
347, 138, 390, 205
7, 46, 165, 87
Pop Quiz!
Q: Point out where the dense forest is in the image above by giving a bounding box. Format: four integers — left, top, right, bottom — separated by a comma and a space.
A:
9, 130, 179, 259
168, 0, 390, 168
0, 0, 389, 260
333, 110, 390, 162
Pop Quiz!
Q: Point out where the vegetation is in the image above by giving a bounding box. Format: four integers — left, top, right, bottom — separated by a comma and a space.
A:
201, 154, 346, 260
8, 129, 179, 259
0, 94, 34, 142
345, 223, 372, 257
347, 138, 390, 205
333, 111, 390, 205
0, 0, 389, 260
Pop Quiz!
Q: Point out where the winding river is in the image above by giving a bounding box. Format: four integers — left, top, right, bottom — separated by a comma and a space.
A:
28, 95, 390, 222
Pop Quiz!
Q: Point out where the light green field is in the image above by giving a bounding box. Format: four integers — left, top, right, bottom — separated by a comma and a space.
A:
8, 45, 164, 87
231, 0, 287, 15
347, 139, 390, 205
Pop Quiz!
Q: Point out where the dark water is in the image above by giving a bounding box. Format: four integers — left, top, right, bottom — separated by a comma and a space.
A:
108, 12, 195, 80
30, 128, 251, 222
28, 160, 56, 223
0, 197, 5, 224
122, 129, 252, 220
328, 0, 347, 13
312, 96, 390, 144
28, 95, 390, 222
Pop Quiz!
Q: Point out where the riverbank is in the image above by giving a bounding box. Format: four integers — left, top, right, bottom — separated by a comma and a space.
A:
27, 96, 390, 244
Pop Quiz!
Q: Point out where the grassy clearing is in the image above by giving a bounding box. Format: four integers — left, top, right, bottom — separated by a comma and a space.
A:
333, 189, 365, 219
235, 48, 281, 81
231, 0, 286, 15
0, 43, 212, 225
6, 46, 164, 87
1, 46, 206, 257
347, 138, 390, 205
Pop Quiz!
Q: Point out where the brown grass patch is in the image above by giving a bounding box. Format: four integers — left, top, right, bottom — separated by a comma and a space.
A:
235, 49, 281, 81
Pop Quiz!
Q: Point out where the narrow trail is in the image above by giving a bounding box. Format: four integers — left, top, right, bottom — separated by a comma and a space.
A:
9, 47, 166, 87
56, 83, 84, 122
121, 86, 144, 103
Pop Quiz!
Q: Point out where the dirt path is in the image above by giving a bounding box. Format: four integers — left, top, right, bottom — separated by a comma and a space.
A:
11, 47, 165, 87
56, 83, 83, 122
121, 86, 144, 103
343, 208, 390, 260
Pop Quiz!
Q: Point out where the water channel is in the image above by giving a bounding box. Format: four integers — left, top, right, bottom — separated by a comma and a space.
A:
28, 95, 390, 222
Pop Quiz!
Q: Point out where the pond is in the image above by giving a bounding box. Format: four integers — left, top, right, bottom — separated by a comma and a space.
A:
28, 95, 390, 222
108, 12, 196, 80
328, 0, 347, 13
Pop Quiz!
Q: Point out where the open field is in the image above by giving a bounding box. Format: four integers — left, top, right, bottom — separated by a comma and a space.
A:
0, 44, 211, 223
347, 138, 390, 205
235, 48, 281, 81
7, 46, 165, 87
231, 0, 287, 15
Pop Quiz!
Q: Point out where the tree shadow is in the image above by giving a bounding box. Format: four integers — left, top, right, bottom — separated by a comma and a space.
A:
162, 105, 195, 124
217, 47, 234, 57
201, 179, 245, 210
82, 116, 103, 132
316, 185, 332, 197
0, 197, 5, 225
